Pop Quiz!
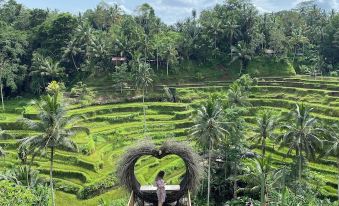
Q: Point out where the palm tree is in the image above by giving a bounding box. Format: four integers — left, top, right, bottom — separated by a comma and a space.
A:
62, 38, 82, 70
133, 62, 153, 134
227, 84, 250, 107
278, 104, 322, 181
164, 45, 178, 76
190, 98, 228, 206
30, 55, 65, 91
249, 111, 277, 205
230, 41, 253, 76
19, 82, 88, 206
322, 124, 339, 202
225, 19, 240, 57
251, 111, 277, 158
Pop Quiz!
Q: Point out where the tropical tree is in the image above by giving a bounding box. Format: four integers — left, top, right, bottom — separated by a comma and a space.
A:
70, 81, 95, 105
30, 53, 65, 93
112, 63, 131, 94
133, 62, 153, 134
0, 54, 18, 111
225, 19, 240, 55
251, 111, 277, 159
227, 84, 250, 107
190, 98, 228, 206
62, 38, 82, 70
249, 111, 277, 205
278, 104, 323, 181
163, 45, 178, 76
230, 41, 254, 75
322, 124, 339, 202
19, 81, 88, 206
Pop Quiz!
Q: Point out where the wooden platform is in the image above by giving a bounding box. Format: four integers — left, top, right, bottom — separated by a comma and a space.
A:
140, 185, 180, 192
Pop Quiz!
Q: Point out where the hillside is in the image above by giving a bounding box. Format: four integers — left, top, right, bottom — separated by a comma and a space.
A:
0, 75, 338, 205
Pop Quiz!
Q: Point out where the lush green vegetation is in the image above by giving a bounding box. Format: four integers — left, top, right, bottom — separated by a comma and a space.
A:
0, 0, 339, 205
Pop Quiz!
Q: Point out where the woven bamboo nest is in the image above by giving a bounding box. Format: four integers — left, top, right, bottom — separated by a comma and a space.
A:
117, 141, 202, 204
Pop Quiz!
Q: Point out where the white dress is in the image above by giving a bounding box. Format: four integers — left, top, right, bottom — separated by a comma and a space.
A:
156, 179, 166, 203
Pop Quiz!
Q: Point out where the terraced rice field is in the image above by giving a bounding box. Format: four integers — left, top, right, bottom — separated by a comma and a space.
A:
0, 75, 338, 205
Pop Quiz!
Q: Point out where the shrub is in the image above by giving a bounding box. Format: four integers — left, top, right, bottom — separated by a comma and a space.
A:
0, 180, 37, 206
77, 174, 118, 199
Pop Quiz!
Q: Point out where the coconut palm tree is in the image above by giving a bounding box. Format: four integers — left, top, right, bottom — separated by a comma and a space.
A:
249, 111, 277, 205
190, 98, 228, 206
19, 82, 88, 206
225, 19, 240, 56
163, 45, 178, 76
227, 84, 250, 107
62, 38, 82, 70
322, 124, 339, 202
278, 104, 322, 181
133, 62, 153, 134
230, 41, 254, 76
251, 111, 277, 158
30, 55, 65, 92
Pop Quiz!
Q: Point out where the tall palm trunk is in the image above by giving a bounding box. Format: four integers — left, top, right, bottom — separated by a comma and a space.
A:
261, 135, 266, 206
230, 34, 233, 58
0, 81, 4, 111
50, 146, 55, 206
157, 47, 159, 71
207, 140, 212, 206
71, 55, 78, 70
260, 172, 265, 206
239, 60, 243, 76
298, 143, 302, 181
166, 61, 169, 76
233, 160, 237, 199
143, 89, 146, 135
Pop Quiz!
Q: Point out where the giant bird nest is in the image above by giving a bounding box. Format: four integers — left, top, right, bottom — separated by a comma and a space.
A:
117, 141, 202, 204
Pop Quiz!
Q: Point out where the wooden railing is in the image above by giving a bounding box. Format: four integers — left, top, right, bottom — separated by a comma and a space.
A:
127, 188, 191, 206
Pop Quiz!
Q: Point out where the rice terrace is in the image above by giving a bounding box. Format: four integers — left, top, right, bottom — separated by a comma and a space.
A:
0, 0, 339, 206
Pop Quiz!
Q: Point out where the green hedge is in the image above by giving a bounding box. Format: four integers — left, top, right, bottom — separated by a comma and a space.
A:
77, 174, 118, 199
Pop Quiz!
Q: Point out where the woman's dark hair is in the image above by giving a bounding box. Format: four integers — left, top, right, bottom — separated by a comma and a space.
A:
156, 171, 165, 180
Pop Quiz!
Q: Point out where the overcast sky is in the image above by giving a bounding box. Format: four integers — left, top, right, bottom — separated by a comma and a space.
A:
16, 0, 339, 24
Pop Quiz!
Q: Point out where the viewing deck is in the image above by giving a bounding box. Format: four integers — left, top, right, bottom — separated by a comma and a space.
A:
128, 185, 191, 206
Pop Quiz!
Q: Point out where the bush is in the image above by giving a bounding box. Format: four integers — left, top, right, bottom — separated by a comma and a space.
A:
0, 180, 37, 206
77, 174, 118, 199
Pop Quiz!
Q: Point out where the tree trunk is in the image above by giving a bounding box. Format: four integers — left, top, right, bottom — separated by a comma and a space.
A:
207, 141, 212, 206
0, 81, 4, 111
71, 54, 78, 70
260, 173, 265, 206
166, 61, 169, 76
261, 136, 266, 206
143, 89, 146, 135
224, 149, 227, 181
239, 60, 243, 76
50, 147, 55, 206
233, 160, 238, 199
298, 144, 302, 181
157, 48, 159, 71
262, 136, 266, 158
230, 34, 233, 58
